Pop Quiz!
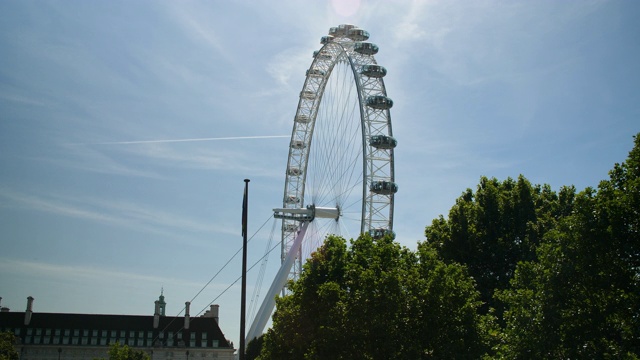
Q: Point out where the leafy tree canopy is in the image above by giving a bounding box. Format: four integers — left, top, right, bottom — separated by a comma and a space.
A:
0, 331, 18, 360
425, 174, 576, 315
496, 134, 640, 358
94, 342, 150, 360
260, 234, 493, 359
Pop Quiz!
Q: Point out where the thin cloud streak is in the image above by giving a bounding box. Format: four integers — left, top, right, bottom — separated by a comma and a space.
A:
0, 258, 209, 291
74, 135, 290, 146
0, 187, 238, 239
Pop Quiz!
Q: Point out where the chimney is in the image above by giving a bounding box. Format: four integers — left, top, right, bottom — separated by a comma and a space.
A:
210, 304, 219, 324
153, 300, 160, 329
184, 302, 191, 330
24, 296, 34, 325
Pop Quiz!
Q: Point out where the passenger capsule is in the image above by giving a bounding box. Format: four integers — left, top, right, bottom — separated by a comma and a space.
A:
284, 224, 299, 232
332, 24, 355, 37
290, 140, 306, 149
370, 180, 398, 195
285, 195, 301, 204
348, 28, 370, 41
320, 35, 334, 45
306, 68, 326, 77
369, 228, 396, 240
369, 135, 397, 149
360, 64, 387, 78
313, 50, 332, 60
354, 42, 379, 55
366, 95, 393, 110
300, 90, 316, 100
295, 114, 311, 123
287, 167, 303, 176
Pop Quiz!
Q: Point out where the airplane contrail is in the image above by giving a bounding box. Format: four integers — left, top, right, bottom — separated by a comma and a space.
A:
77, 135, 290, 145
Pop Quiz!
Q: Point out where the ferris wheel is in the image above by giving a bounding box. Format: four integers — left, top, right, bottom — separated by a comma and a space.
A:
247, 24, 397, 342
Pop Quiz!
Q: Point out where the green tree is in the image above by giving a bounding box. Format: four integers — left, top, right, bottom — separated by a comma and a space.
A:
260, 234, 492, 359
260, 235, 350, 359
496, 134, 640, 358
246, 335, 264, 360
94, 342, 150, 360
0, 331, 18, 360
425, 175, 575, 316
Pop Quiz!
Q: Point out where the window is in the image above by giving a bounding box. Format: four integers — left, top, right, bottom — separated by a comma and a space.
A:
111, 330, 116, 338
73, 330, 79, 336
100, 338, 107, 346
212, 340, 219, 348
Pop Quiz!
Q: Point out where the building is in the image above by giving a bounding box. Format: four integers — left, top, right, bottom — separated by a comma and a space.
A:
0, 295, 236, 360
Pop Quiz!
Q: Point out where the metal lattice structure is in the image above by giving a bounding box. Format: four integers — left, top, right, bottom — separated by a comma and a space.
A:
247, 24, 397, 343
277, 23, 397, 281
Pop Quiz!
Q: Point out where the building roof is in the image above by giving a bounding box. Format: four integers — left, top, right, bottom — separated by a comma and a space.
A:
0, 311, 232, 349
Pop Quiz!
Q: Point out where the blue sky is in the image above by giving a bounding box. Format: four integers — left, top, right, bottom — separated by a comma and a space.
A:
1, 0, 639, 349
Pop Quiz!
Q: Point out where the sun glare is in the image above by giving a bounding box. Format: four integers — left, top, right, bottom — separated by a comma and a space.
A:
331, 0, 361, 18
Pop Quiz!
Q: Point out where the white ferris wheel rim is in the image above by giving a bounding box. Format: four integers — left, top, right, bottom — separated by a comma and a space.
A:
279, 24, 397, 278
247, 24, 398, 343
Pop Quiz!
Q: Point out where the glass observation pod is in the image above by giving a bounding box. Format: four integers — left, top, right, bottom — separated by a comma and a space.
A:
290, 140, 306, 149
295, 114, 311, 123
306, 68, 326, 77
369, 227, 396, 240
287, 167, 303, 176
330, 24, 356, 37
313, 50, 332, 60
354, 42, 379, 55
360, 64, 387, 78
347, 28, 370, 41
320, 35, 334, 45
369, 135, 397, 149
370, 180, 399, 195
300, 90, 317, 100
366, 95, 394, 110
285, 195, 301, 204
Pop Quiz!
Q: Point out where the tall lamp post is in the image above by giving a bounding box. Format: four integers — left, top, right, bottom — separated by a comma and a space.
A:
239, 179, 250, 360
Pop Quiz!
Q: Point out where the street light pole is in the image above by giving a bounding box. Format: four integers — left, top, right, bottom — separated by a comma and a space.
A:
239, 179, 250, 360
